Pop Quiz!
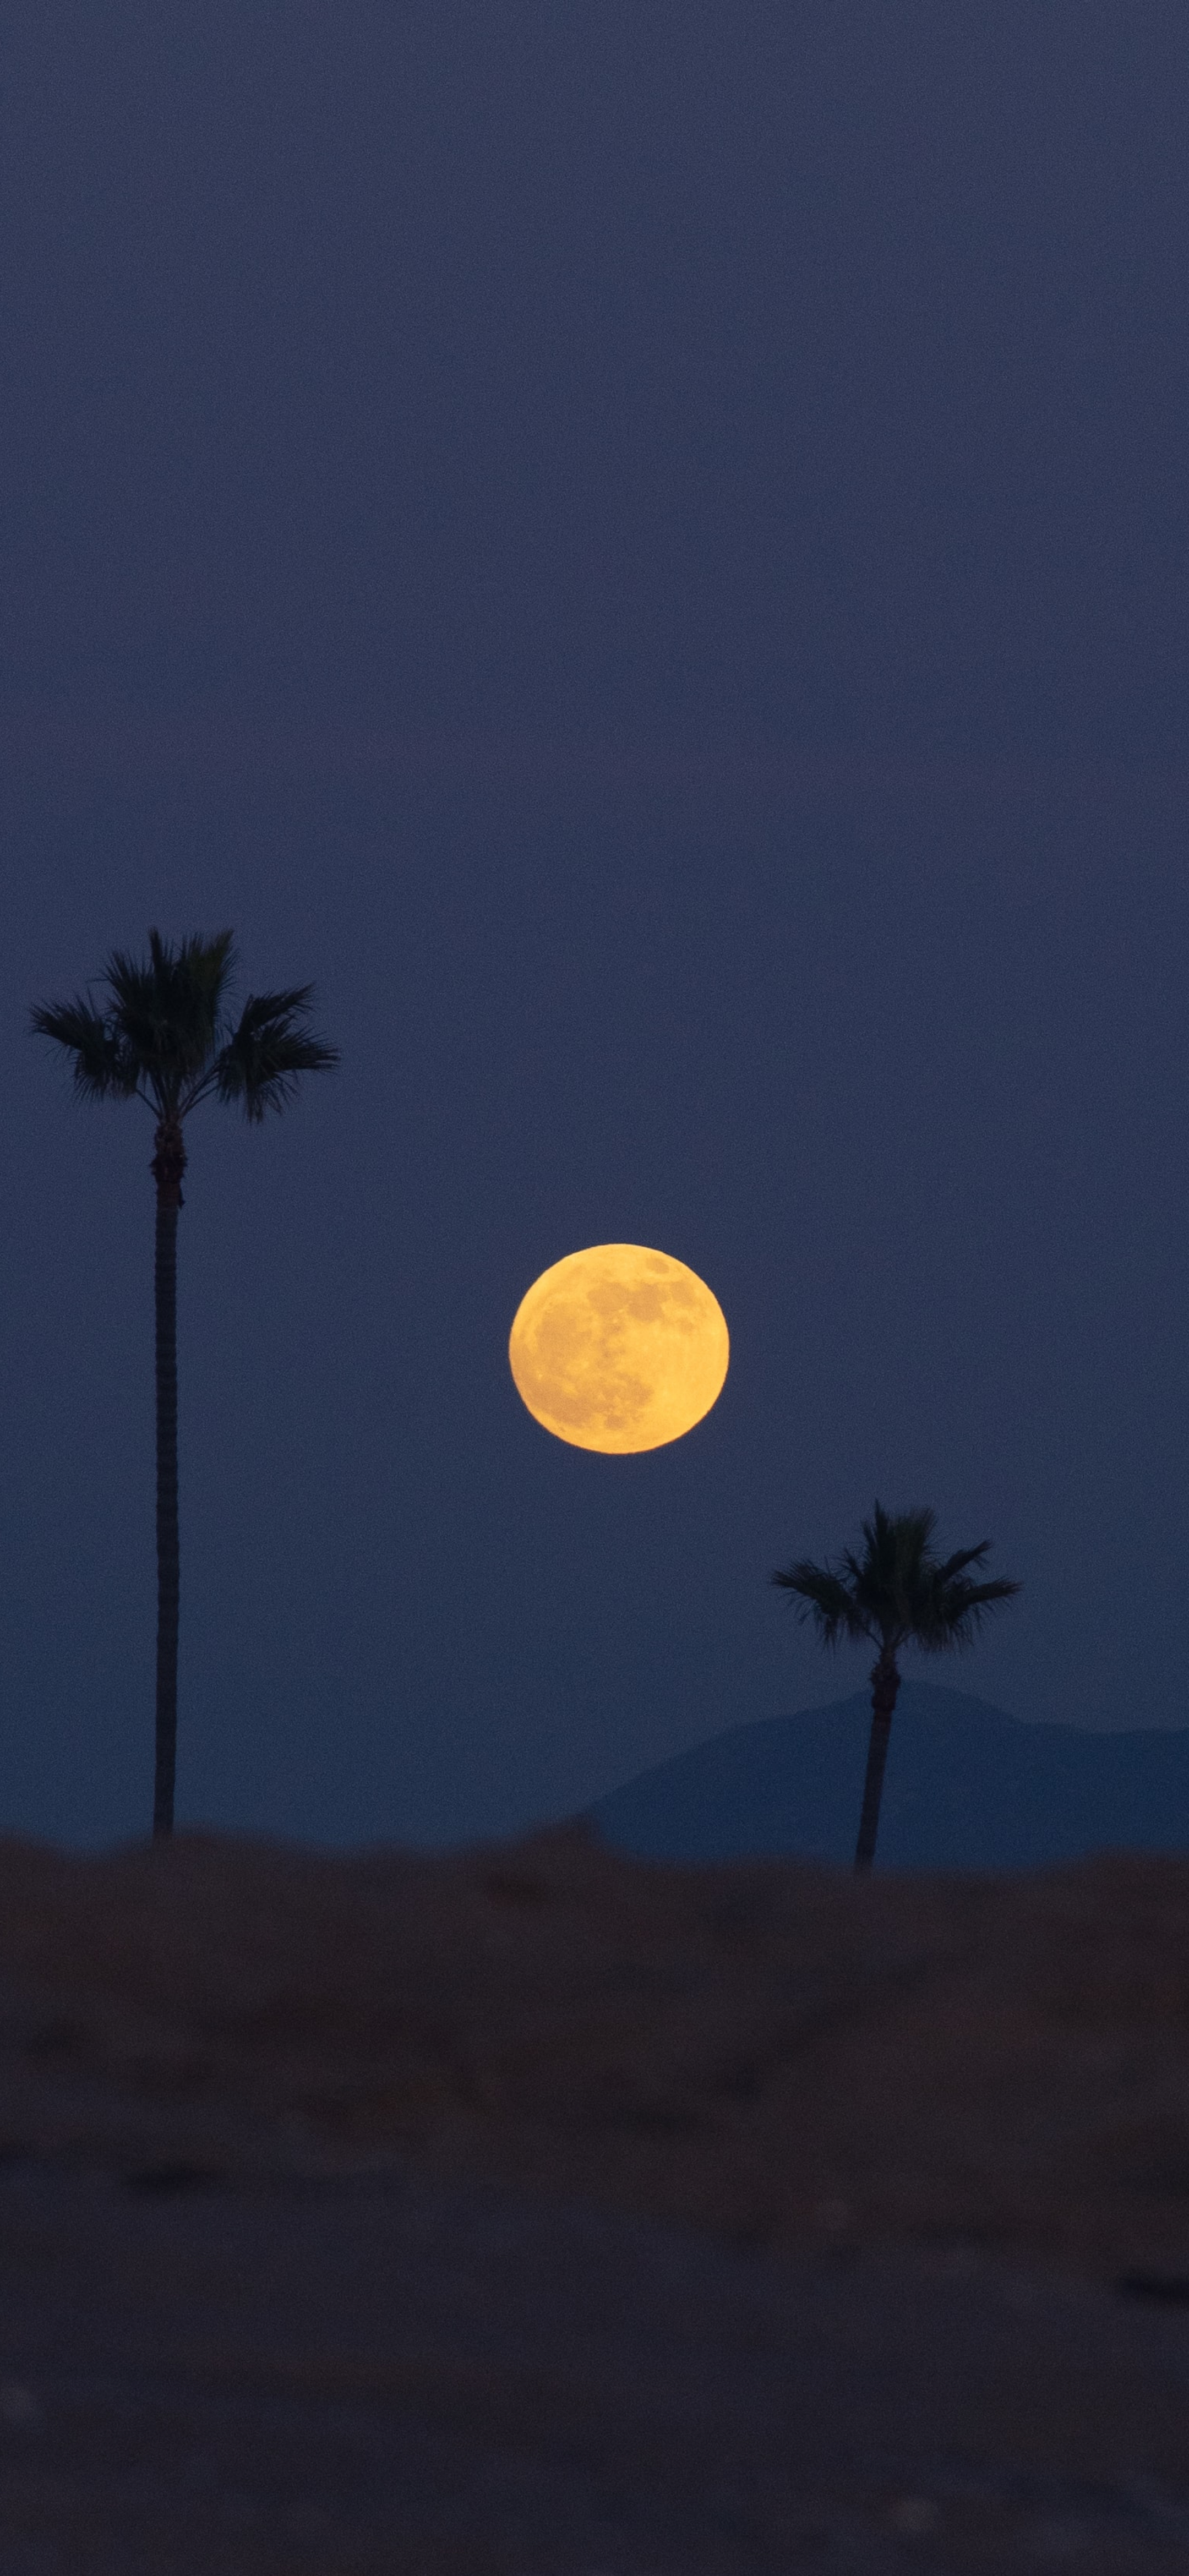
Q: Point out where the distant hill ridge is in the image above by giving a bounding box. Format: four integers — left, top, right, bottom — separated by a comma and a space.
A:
585, 1683, 1189, 1870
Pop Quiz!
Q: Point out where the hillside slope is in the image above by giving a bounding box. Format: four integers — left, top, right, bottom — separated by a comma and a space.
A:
586, 1683, 1189, 1867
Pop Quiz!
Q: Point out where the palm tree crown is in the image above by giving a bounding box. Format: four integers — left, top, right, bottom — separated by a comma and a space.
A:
772, 1500, 1021, 1659
30, 927, 339, 1126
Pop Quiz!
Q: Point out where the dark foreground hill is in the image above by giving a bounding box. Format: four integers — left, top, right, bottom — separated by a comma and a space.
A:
1, 1828, 1189, 2567
585, 1682, 1189, 1868
0, 1822, 1188, 2284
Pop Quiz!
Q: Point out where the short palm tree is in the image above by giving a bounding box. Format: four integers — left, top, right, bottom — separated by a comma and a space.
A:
31, 930, 339, 1837
772, 1502, 1021, 1871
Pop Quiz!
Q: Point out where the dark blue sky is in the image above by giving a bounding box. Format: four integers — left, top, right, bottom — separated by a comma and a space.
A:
3, 2, 1188, 1848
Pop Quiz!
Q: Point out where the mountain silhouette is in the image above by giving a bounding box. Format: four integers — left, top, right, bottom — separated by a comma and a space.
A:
585, 1684, 1189, 1870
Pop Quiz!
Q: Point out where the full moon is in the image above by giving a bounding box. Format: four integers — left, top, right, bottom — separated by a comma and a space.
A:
508, 1245, 729, 1453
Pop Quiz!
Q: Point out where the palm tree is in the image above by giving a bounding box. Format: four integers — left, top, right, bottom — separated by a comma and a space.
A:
31, 930, 339, 1838
772, 1502, 1021, 1872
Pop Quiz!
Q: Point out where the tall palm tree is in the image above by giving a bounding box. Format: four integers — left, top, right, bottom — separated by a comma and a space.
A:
772, 1502, 1021, 1872
31, 930, 339, 1838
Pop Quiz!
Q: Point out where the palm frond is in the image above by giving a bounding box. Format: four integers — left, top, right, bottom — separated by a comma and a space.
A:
832, 1500, 935, 1644
771, 1558, 874, 1647
934, 1541, 992, 1582
29, 996, 140, 1100
212, 986, 340, 1122
855, 1501, 937, 1585
104, 928, 236, 1101
920, 1569, 1024, 1652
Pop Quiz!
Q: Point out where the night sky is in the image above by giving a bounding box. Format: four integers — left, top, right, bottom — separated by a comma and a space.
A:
3, 3, 1188, 1851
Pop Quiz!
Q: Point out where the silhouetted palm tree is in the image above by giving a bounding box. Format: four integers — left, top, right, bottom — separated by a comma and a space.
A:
772, 1502, 1021, 1872
31, 930, 339, 1837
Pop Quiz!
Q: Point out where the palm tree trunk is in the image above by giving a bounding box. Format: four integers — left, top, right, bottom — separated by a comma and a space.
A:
854, 1649, 901, 1873
151, 1121, 186, 1837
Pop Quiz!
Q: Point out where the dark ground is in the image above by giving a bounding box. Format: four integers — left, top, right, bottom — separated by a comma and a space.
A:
0, 2157, 1187, 2574
1, 1829, 1188, 2569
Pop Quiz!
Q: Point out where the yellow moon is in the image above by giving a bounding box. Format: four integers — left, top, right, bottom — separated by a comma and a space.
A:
509, 1245, 729, 1453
